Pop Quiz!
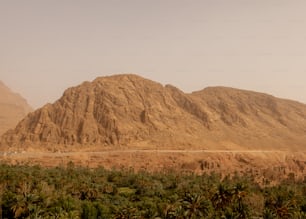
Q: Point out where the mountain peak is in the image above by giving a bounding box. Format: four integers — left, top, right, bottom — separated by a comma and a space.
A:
1, 74, 306, 152
0, 81, 33, 135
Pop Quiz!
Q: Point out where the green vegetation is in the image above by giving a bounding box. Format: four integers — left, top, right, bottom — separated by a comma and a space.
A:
0, 163, 305, 218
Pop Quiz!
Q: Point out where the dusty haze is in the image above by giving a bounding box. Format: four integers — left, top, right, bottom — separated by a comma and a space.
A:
1, 0, 306, 108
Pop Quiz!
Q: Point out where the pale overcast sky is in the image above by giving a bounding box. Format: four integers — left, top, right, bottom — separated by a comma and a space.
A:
1, 0, 306, 108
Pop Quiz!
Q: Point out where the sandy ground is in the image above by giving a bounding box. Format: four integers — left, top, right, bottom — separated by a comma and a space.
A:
1, 149, 305, 184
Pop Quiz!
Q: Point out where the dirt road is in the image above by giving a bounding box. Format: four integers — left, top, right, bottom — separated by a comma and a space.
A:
0, 149, 288, 158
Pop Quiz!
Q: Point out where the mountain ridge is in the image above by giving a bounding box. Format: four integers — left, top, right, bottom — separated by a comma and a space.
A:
0, 81, 33, 135
1, 74, 306, 152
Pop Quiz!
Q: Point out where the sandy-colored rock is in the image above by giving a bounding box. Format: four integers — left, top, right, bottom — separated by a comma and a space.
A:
1, 74, 306, 152
0, 81, 32, 135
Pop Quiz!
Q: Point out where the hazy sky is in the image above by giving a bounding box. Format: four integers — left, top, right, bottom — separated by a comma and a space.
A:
1, 0, 306, 108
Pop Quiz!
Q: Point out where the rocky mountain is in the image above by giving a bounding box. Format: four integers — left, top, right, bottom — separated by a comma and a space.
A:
0, 81, 32, 136
1, 74, 306, 151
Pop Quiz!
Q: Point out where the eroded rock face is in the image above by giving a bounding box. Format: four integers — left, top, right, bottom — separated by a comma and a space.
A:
1, 74, 306, 151
1, 75, 200, 148
0, 81, 32, 135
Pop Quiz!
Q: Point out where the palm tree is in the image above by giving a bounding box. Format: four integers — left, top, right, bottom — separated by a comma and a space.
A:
160, 201, 183, 219
264, 189, 297, 219
28, 205, 44, 219
0, 184, 4, 219
232, 182, 249, 219
11, 181, 40, 218
182, 193, 211, 218
263, 208, 276, 219
211, 183, 233, 212
113, 206, 140, 219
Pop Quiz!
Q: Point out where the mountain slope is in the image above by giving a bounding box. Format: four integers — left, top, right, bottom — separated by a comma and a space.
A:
190, 87, 306, 150
0, 81, 32, 135
1, 74, 306, 151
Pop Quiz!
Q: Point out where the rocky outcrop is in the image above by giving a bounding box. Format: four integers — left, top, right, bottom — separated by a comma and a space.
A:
0, 81, 32, 135
1, 74, 306, 151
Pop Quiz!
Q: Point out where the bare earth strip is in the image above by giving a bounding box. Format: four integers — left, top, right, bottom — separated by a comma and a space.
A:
0, 149, 305, 184
0, 149, 283, 157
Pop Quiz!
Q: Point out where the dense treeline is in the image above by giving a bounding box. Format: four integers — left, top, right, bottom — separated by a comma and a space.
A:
0, 163, 305, 219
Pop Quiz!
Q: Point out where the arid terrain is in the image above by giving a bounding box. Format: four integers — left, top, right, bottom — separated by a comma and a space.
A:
1, 74, 306, 181
1, 149, 305, 184
0, 81, 32, 135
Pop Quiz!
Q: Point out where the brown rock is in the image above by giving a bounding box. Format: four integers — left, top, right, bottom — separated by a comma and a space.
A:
0, 81, 32, 135
1, 74, 306, 151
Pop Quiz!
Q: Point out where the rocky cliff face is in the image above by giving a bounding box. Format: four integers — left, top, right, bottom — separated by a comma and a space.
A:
1, 74, 306, 151
0, 81, 32, 135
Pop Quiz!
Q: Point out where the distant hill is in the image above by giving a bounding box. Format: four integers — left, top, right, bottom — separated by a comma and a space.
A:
0, 81, 32, 135
1, 74, 306, 151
